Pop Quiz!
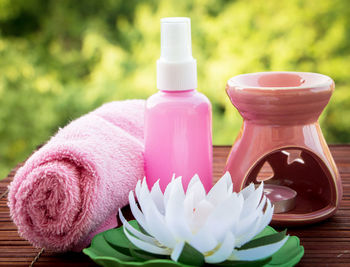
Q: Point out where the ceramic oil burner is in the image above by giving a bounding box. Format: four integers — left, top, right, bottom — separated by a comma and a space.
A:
225, 71, 342, 226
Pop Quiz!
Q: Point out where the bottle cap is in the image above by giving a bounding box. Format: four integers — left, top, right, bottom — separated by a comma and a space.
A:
157, 17, 197, 91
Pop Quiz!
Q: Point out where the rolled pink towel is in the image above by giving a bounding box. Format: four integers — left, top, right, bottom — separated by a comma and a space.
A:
8, 100, 145, 252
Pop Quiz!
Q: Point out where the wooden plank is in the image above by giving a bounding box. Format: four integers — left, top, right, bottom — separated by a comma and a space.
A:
0, 145, 349, 266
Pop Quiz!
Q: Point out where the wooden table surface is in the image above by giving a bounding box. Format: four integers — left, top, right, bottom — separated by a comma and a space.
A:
1, 145, 350, 266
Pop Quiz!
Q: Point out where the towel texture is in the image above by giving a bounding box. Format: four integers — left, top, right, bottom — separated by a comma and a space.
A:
8, 100, 145, 252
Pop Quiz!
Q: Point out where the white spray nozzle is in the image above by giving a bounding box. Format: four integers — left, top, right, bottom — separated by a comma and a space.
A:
160, 17, 193, 62
157, 17, 197, 91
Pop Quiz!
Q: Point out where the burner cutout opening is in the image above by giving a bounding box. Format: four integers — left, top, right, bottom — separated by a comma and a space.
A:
246, 148, 333, 214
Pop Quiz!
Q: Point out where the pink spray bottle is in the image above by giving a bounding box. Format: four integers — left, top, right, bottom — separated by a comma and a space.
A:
145, 17, 213, 192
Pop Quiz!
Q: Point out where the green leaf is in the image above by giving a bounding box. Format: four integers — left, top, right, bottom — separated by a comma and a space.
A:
267, 236, 304, 267
129, 246, 163, 261
104, 221, 171, 263
84, 226, 193, 266
177, 242, 204, 266
215, 256, 272, 266
83, 230, 135, 262
103, 222, 139, 252
238, 229, 287, 251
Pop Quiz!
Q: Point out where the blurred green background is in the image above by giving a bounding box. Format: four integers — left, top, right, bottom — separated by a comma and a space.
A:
1, 0, 350, 178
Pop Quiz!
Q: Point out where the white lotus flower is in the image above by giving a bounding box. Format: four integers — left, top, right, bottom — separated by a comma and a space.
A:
119, 172, 288, 264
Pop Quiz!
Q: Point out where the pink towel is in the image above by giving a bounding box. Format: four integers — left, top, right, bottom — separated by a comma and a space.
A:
8, 100, 145, 252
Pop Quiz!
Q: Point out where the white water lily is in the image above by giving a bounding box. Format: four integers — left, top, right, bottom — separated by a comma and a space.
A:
119, 172, 288, 264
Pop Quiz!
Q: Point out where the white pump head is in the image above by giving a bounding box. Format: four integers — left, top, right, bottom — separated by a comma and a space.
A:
160, 17, 192, 62
157, 17, 197, 91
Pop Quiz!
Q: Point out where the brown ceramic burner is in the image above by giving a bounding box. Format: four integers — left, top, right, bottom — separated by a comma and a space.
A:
225, 71, 342, 226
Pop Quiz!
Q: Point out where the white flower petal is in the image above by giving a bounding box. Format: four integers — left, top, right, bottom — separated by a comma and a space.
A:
255, 199, 274, 234
123, 226, 170, 255
191, 199, 215, 231
135, 179, 142, 200
165, 177, 192, 240
232, 236, 289, 261
128, 191, 149, 233
205, 232, 235, 264
235, 196, 271, 247
164, 174, 177, 207
138, 181, 176, 244
169, 176, 185, 199
240, 183, 255, 199
170, 241, 185, 262
237, 215, 259, 236
187, 174, 201, 190
184, 175, 207, 228
189, 229, 218, 253
240, 183, 264, 218
235, 196, 266, 237
183, 191, 196, 227
228, 183, 233, 195
141, 178, 151, 197
137, 178, 153, 215
201, 194, 243, 243
235, 214, 263, 248
222, 171, 232, 186
142, 199, 176, 248
186, 174, 206, 205
207, 172, 232, 205
256, 194, 267, 213
150, 180, 165, 214
119, 208, 156, 244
